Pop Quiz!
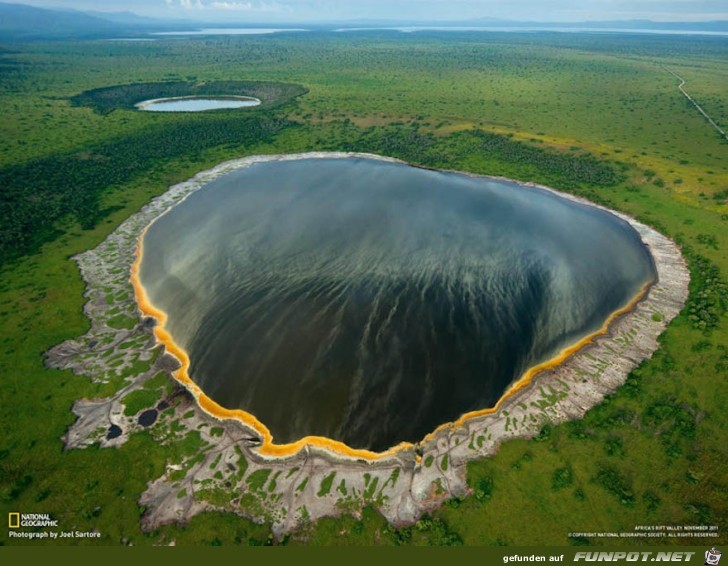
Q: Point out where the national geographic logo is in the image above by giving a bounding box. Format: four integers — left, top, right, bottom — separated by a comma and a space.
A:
7, 512, 58, 528
7, 511, 100, 540
574, 552, 696, 562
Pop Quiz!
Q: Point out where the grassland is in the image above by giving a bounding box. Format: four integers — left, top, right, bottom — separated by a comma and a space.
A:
0, 31, 726, 546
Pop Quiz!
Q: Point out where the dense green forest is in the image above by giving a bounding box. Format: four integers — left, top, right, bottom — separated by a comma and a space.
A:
0, 112, 291, 264
0, 31, 726, 546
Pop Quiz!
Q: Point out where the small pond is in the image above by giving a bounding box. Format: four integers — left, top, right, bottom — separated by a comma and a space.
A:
136, 95, 261, 112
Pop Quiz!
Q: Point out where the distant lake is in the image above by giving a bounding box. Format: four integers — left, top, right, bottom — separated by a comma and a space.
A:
128, 26, 728, 39
105, 38, 157, 42
139, 157, 656, 451
334, 26, 728, 36
136, 96, 261, 112
152, 28, 307, 36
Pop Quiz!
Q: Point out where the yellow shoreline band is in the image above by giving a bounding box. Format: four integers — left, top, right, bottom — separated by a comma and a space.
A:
130, 226, 651, 461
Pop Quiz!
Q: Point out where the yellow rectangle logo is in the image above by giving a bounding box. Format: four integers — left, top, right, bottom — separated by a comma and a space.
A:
8, 512, 20, 528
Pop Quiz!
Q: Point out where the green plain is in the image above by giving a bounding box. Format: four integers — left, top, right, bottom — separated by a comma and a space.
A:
0, 31, 726, 545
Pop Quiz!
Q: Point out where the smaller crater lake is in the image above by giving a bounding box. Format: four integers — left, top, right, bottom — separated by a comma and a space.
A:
136, 96, 261, 112
139, 157, 657, 451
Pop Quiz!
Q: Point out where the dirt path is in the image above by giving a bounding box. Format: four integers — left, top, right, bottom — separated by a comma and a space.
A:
666, 67, 728, 141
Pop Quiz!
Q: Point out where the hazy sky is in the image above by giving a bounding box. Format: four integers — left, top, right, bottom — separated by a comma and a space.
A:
12, 0, 728, 23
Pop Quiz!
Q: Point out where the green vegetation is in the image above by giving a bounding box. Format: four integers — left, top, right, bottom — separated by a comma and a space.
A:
440, 454, 449, 472
120, 388, 161, 417
681, 244, 728, 333
0, 111, 292, 265
245, 469, 271, 492
0, 31, 726, 546
474, 476, 494, 502
594, 467, 636, 507
106, 314, 137, 330
317, 472, 336, 498
551, 467, 574, 490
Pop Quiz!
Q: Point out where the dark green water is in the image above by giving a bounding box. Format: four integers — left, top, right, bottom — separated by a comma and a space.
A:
140, 157, 656, 451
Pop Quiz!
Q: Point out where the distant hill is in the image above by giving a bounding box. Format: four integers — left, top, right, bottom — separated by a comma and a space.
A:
0, 2, 123, 39
85, 10, 194, 29
0, 3, 208, 38
86, 10, 159, 26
